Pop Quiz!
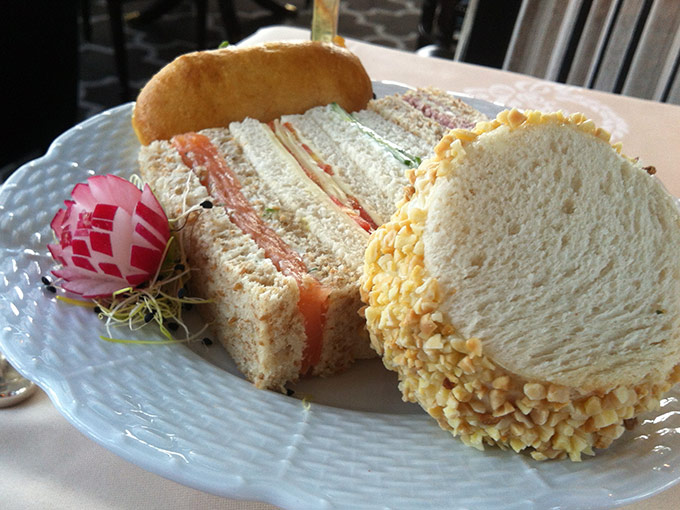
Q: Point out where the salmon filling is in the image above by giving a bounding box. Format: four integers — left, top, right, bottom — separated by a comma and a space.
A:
172, 132, 329, 374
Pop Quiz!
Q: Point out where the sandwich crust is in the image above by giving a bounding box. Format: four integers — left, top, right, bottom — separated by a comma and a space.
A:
360, 109, 680, 460
132, 41, 373, 145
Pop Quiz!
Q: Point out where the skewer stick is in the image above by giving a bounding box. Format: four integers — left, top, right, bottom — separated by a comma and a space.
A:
311, 0, 340, 42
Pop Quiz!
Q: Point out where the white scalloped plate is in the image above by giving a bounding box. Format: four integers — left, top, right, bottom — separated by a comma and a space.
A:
1, 85, 680, 510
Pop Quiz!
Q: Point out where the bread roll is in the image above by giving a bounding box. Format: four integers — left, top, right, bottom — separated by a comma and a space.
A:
132, 41, 373, 145
361, 109, 680, 460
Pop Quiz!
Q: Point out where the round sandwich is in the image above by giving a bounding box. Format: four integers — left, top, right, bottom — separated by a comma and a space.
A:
360, 109, 680, 460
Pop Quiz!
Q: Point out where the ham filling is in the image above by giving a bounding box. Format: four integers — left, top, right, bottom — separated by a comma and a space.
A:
172, 132, 329, 374
402, 92, 476, 130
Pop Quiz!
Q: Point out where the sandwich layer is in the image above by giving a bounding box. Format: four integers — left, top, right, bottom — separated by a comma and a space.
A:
172, 132, 330, 373
282, 104, 424, 224
368, 87, 488, 149
139, 141, 306, 387
361, 109, 680, 460
140, 129, 370, 389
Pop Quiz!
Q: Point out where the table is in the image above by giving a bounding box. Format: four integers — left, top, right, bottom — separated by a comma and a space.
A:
3, 24, 680, 510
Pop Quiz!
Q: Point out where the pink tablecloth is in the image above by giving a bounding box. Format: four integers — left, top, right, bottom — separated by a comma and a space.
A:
3, 25, 680, 510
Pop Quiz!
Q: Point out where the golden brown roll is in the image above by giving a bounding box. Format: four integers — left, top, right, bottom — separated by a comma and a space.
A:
132, 41, 373, 145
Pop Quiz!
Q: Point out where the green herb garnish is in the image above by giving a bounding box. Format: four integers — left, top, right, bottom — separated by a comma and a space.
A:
93, 233, 211, 344
263, 207, 280, 218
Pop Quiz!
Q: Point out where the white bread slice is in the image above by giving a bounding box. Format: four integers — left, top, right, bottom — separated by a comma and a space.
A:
368, 88, 489, 149
279, 91, 487, 225
402, 87, 488, 130
283, 105, 416, 224
228, 117, 370, 263
351, 109, 433, 160
368, 94, 445, 149
361, 109, 680, 460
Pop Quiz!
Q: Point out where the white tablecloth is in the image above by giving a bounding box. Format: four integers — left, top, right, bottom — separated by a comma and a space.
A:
4, 25, 680, 510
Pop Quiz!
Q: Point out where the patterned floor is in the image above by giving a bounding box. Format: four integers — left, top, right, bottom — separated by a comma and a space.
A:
80, 0, 423, 119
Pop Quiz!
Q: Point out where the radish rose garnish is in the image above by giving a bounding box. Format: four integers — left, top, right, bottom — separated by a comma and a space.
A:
47, 174, 211, 344
48, 174, 170, 298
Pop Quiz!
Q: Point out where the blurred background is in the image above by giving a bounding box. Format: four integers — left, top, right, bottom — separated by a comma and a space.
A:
2, 0, 678, 181
1, 0, 517, 182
